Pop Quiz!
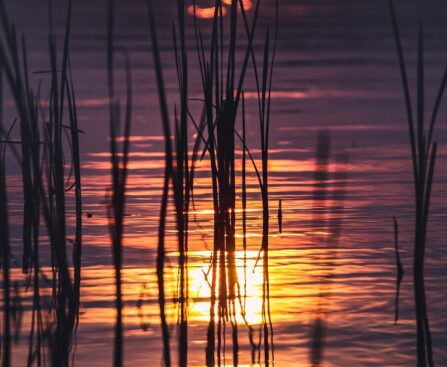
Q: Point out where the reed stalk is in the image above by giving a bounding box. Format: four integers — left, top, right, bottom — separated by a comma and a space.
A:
388, 1, 447, 365
172, 2, 190, 364
253, 1, 279, 364
107, 2, 133, 367
146, 1, 174, 365
44, 3, 82, 363
0, 0, 81, 363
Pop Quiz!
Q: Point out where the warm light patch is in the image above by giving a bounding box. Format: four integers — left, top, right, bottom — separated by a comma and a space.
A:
187, 5, 226, 19
187, 0, 253, 19
223, 0, 253, 10
187, 251, 263, 324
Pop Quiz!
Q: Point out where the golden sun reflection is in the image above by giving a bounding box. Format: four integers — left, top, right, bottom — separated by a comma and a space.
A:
222, 0, 252, 9
187, 251, 263, 324
187, 1, 253, 20
187, 5, 226, 19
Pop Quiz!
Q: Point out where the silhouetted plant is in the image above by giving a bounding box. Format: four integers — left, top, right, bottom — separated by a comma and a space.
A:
107, 1, 133, 366
388, 1, 447, 365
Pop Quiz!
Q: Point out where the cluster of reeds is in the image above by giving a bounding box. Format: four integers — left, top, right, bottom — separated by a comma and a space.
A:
0, 0, 83, 365
388, 1, 447, 365
146, 0, 278, 366
146, 1, 191, 365
0, 50, 12, 367
0, 0, 279, 364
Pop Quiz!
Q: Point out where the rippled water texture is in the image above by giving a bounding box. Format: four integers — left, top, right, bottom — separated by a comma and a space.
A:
3, 0, 447, 366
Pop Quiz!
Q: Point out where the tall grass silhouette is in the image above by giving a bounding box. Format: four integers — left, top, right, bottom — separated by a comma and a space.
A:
388, 1, 447, 365
146, 0, 175, 365
0, 0, 83, 365
147, 0, 279, 365
107, 1, 133, 365
2, 1, 444, 366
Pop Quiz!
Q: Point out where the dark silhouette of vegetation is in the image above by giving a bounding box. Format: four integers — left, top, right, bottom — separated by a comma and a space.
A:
146, 0, 175, 365
2, 1, 446, 366
388, 0, 447, 365
147, 1, 278, 366
107, 1, 133, 366
0, 0, 82, 365
0, 53, 12, 367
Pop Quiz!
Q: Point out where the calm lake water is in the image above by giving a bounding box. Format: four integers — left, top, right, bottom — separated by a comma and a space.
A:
4, 0, 447, 366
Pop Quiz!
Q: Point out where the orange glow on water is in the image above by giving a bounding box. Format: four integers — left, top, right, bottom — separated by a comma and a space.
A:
187, 5, 226, 19
187, 0, 253, 19
222, 0, 253, 10
187, 251, 263, 324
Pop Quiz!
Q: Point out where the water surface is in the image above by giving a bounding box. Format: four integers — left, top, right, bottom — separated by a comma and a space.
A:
4, 0, 447, 365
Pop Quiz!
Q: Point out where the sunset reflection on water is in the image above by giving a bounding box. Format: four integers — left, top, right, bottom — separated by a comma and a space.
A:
3, 0, 447, 365
187, 0, 253, 19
